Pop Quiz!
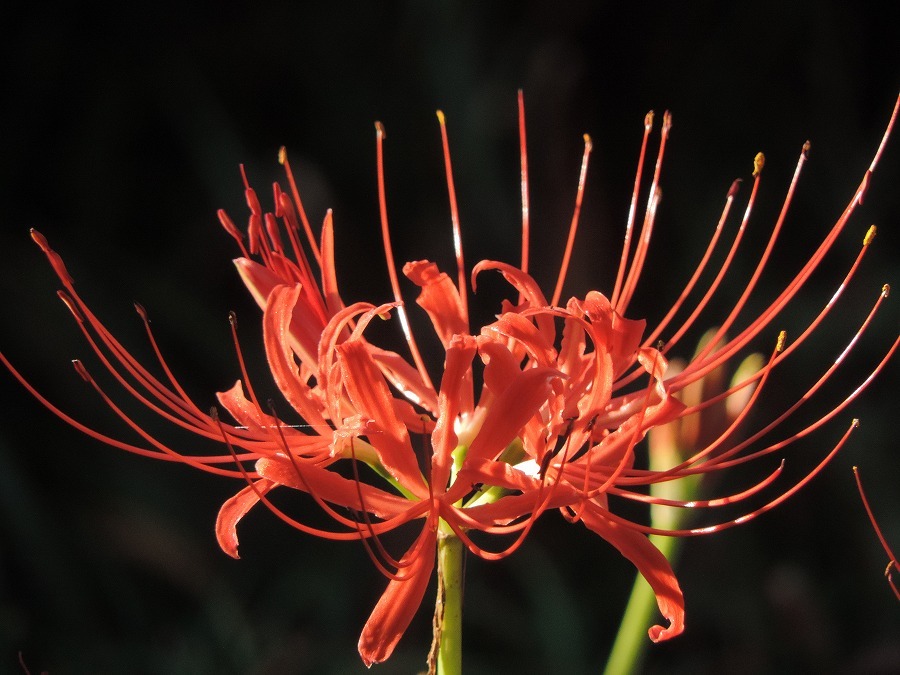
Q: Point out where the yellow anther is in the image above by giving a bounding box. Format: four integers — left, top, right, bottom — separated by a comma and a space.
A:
375, 121, 386, 138
278, 146, 287, 165
753, 152, 765, 177
863, 225, 877, 246
776, 330, 786, 353
882, 283, 891, 297
436, 110, 446, 125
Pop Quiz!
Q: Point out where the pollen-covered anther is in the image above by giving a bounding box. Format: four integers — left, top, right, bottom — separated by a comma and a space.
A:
753, 152, 765, 177
278, 145, 287, 165
644, 110, 654, 130
863, 225, 877, 246
882, 284, 891, 297
775, 330, 787, 353
802, 140, 811, 159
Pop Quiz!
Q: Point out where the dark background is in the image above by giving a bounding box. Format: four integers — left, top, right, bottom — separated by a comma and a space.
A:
1, 2, 898, 673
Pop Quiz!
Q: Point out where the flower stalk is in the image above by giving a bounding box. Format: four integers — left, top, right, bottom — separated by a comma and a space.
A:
435, 525, 465, 675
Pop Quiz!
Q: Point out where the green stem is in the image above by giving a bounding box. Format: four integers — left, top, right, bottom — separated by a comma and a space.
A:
436, 525, 464, 675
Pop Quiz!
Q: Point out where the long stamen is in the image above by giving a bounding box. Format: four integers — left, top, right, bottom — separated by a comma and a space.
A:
550, 134, 593, 307
616, 111, 672, 314
436, 110, 469, 325
71, 359, 252, 477
694, 149, 801, 366
611, 111, 654, 307
607, 418, 859, 537
374, 121, 436, 393
640, 178, 742, 354
228, 311, 262, 408
278, 146, 322, 264
518, 89, 530, 279
673, 224, 875, 406
0, 349, 242, 466
610, 459, 784, 508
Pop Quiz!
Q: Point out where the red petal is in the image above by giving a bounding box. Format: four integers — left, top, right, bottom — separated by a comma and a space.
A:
370, 346, 440, 414
357, 525, 437, 666
486, 311, 557, 366
319, 209, 346, 317
472, 260, 555, 342
234, 257, 284, 309
580, 505, 685, 641
337, 340, 427, 495
215, 479, 274, 558
431, 334, 477, 490
461, 485, 578, 526
403, 260, 468, 348
263, 284, 329, 427
466, 363, 561, 465
256, 457, 412, 520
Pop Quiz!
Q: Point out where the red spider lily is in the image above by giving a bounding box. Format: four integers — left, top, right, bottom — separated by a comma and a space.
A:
2, 91, 898, 666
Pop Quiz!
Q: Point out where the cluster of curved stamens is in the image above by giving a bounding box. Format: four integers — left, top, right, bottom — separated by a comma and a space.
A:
2, 91, 897, 665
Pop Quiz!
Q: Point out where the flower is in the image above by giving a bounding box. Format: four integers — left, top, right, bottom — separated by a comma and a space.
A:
3, 91, 898, 666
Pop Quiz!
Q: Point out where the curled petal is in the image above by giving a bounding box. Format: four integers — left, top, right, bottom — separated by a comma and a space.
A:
582, 290, 647, 375
472, 260, 555, 341
216, 380, 272, 430
403, 260, 468, 348
484, 311, 557, 367
370, 346, 440, 413
477, 336, 525, 398
580, 505, 685, 641
215, 479, 275, 558
358, 525, 437, 666
472, 260, 549, 308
